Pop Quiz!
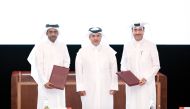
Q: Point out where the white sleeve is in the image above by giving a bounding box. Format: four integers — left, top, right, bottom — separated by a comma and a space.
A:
35, 45, 48, 85
120, 45, 130, 71
145, 44, 160, 82
28, 45, 40, 84
63, 45, 70, 68
75, 49, 85, 92
110, 53, 118, 90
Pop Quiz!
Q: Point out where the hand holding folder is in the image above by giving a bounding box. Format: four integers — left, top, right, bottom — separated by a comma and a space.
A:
49, 65, 69, 90
116, 71, 139, 86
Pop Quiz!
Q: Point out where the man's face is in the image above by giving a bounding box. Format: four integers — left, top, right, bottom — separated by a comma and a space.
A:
132, 27, 144, 41
46, 28, 59, 43
89, 33, 102, 46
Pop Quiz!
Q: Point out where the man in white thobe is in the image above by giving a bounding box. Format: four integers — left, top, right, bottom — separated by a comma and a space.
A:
75, 27, 118, 109
120, 23, 160, 109
27, 24, 70, 109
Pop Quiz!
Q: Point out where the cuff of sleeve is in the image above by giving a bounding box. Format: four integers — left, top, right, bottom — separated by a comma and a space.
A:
110, 84, 118, 91
38, 79, 48, 86
120, 66, 128, 71
63, 63, 70, 68
77, 84, 85, 92
144, 74, 155, 83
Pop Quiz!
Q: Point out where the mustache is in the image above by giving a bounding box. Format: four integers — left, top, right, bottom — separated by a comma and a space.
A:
50, 35, 57, 38
135, 34, 142, 36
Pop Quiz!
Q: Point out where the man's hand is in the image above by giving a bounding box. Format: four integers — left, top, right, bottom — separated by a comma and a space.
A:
109, 90, 117, 95
44, 82, 54, 89
78, 91, 86, 96
120, 80, 126, 85
139, 78, 147, 86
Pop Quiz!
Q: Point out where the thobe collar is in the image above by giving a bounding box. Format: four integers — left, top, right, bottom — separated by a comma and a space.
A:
47, 38, 58, 45
133, 38, 145, 47
89, 43, 102, 51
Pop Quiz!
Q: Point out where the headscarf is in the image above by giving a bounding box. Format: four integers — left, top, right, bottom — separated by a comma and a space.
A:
81, 26, 110, 47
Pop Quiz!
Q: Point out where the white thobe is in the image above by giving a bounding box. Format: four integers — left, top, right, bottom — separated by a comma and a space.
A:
75, 44, 118, 109
120, 39, 160, 109
30, 40, 70, 109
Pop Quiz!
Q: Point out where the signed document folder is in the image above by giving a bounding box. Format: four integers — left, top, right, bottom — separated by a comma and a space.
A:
116, 71, 139, 86
49, 65, 69, 90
